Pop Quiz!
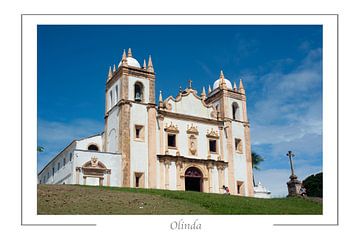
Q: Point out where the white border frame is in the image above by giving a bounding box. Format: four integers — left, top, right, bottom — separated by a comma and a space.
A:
22, 14, 338, 230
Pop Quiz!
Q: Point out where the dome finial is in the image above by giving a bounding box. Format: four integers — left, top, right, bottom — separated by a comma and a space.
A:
121, 49, 128, 67
201, 86, 206, 99
159, 90, 164, 108
147, 55, 154, 72
219, 70, 227, 89
143, 59, 147, 69
127, 48, 133, 58
220, 70, 224, 79
188, 79, 193, 89
239, 79, 245, 94
107, 66, 113, 80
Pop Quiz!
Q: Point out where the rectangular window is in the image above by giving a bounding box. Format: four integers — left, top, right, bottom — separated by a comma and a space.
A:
63, 158, 66, 166
58, 162, 60, 170
235, 138, 243, 153
134, 172, 144, 188
209, 139, 217, 153
237, 181, 244, 195
134, 125, 144, 141
47, 172, 49, 180
52, 167, 55, 176
167, 134, 176, 148
69, 153, 72, 162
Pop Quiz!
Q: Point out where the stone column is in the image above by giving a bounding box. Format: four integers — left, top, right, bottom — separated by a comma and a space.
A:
207, 164, 214, 193
75, 167, 81, 185
224, 120, 235, 194
106, 172, 111, 186
158, 115, 165, 155
83, 176, 87, 185
159, 160, 165, 189
217, 165, 225, 193
176, 161, 183, 190
243, 123, 254, 197
147, 105, 157, 188
164, 160, 171, 190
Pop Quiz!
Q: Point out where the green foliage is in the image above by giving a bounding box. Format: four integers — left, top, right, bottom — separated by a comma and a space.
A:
38, 185, 322, 215
303, 172, 323, 198
37, 146, 44, 152
252, 151, 264, 170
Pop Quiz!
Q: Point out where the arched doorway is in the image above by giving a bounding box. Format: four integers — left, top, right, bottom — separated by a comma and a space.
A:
185, 167, 203, 192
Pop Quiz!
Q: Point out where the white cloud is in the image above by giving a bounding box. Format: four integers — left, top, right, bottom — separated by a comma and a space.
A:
37, 118, 103, 171
254, 164, 322, 197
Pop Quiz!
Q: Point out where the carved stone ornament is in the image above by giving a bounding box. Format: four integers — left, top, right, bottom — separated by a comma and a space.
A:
210, 109, 218, 119
189, 139, 197, 155
91, 157, 99, 167
165, 102, 172, 110
164, 122, 179, 133
206, 128, 219, 138
186, 124, 199, 135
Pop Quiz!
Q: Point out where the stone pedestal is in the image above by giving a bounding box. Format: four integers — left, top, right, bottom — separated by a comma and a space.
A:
287, 175, 302, 197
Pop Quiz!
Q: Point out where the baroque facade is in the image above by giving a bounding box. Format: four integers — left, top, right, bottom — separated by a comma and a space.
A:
38, 49, 254, 196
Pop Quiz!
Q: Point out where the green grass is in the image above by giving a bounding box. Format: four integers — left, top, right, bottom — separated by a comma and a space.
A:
38, 185, 322, 215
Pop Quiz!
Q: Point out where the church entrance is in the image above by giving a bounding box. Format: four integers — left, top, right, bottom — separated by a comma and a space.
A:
185, 167, 203, 192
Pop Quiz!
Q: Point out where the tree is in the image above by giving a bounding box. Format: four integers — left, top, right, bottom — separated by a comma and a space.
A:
302, 172, 323, 197
251, 151, 264, 186
37, 146, 44, 152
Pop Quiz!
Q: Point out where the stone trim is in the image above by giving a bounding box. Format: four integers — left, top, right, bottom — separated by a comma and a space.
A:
164, 122, 179, 133
158, 110, 224, 126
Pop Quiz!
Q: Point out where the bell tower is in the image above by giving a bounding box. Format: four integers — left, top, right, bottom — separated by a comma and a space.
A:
104, 48, 157, 187
205, 70, 253, 196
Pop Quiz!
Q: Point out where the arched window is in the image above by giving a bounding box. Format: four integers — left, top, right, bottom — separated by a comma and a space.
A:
109, 90, 113, 108
134, 82, 144, 102
88, 144, 99, 151
115, 85, 119, 103
232, 102, 240, 120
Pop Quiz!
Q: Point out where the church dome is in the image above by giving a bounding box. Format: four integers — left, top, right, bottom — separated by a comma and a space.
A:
125, 56, 140, 68
213, 70, 232, 90
119, 48, 141, 68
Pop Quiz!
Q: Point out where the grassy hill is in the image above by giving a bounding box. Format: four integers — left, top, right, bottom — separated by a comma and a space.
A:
38, 185, 322, 215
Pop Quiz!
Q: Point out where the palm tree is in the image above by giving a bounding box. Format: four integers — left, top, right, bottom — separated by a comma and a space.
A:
37, 146, 44, 152
252, 151, 264, 186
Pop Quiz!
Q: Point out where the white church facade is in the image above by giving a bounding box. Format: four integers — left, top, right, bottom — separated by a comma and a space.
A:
38, 49, 254, 196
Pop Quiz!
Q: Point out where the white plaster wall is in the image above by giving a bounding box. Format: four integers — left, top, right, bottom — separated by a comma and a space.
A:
76, 135, 103, 152
130, 103, 149, 187
38, 142, 76, 185
107, 80, 121, 111
156, 160, 160, 189
162, 117, 221, 161
169, 162, 176, 190
212, 167, 219, 193
73, 150, 122, 187
167, 92, 213, 119
232, 121, 247, 182
224, 167, 229, 190
128, 76, 150, 103
106, 107, 119, 153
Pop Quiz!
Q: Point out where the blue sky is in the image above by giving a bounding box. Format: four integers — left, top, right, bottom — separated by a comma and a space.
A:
37, 25, 322, 196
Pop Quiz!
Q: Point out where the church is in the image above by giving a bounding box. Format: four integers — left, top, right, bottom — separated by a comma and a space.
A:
38, 48, 254, 196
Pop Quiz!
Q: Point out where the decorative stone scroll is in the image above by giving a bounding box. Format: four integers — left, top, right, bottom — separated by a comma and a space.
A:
186, 124, 199, 135
164, 122, 179, 133
206, 128, 219, 138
